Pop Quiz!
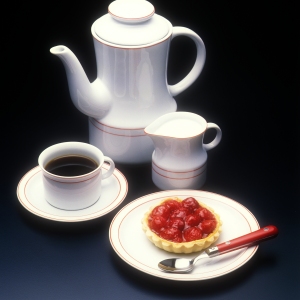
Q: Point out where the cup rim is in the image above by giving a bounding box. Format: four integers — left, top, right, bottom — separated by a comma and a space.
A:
38, 142, 104, 180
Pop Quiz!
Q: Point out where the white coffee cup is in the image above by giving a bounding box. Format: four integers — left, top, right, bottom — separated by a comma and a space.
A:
38, 142, 115, 210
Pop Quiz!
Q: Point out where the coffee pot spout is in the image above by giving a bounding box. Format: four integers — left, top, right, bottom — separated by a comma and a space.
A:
50, 45, 112, 119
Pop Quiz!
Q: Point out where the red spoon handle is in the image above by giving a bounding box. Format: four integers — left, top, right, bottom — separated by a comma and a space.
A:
217, 225, 278, 254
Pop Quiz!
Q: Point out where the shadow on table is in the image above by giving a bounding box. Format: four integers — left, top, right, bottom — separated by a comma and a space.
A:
16, 201, 113, 237
109, 248, 277, 298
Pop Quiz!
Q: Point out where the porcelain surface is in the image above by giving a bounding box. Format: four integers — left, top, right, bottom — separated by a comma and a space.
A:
108, 0, 155, 24
89, 118, 154, 164
144, 112, 222, 189
38, 142, 115, 210
96, 1, 169, 45
17, 165, 127, 222
109, 190, 259, 281
50, 0, 206, 164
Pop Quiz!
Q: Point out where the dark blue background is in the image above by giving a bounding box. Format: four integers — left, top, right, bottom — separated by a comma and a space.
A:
2, 1, 299, 299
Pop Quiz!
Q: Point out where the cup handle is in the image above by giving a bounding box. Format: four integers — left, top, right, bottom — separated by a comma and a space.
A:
168, 26, 206, 97
101, 156, 115, 180
203, 123, 222, 151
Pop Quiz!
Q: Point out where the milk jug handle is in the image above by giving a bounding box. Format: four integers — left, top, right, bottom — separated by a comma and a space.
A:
168, 27, 206, 97
203, 123, 222, 151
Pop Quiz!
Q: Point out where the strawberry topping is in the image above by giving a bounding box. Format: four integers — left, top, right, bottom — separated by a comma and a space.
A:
148, 198, 217, 243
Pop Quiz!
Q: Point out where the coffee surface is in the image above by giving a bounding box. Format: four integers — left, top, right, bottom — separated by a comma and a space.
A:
45, 155, 99, 176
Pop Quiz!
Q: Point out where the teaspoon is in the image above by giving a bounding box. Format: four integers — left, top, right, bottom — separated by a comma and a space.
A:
158, 225, 278, 273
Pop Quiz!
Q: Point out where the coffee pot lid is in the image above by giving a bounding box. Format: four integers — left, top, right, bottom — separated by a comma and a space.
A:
93, 0, 171, 46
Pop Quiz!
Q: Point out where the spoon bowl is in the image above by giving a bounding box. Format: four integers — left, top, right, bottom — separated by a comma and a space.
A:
159, 252, 209, 273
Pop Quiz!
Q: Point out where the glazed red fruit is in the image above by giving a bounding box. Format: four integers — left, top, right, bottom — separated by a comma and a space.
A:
196, 208, 215, 220
164, 200, 181, 212
148, 199, 217, 243
172, 235, 183, 243
150, 205, 170, 219
168, 217, 185, 231
182, 197, 201, 212
149, 216, 167, 233
200, 220, 217, 234
183, 227, 203, 242
160, 227, 182, 241
170, 207, 189, 219
185, 213, 201, 227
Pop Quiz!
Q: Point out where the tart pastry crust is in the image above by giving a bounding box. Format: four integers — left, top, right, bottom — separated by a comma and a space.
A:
142, 197, 222, 253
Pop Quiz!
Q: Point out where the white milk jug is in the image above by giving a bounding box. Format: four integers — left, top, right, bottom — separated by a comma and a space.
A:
144, 112, 222, 189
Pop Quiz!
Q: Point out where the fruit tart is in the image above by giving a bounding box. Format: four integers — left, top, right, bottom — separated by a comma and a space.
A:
142, 197, 222, 253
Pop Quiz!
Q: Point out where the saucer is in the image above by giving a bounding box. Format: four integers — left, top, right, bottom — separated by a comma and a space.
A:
110, 190, 259, 281
17, 164, 128, 222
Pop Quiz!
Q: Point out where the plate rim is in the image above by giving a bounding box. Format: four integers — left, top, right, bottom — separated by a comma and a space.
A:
17, 165, 128, 222
109, 189, 259, 281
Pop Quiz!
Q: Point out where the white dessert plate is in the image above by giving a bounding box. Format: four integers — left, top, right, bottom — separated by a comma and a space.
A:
17, 164, 128, 222
109, 190, 259, 281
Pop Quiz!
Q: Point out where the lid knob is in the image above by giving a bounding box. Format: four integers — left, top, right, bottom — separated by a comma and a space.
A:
108, 0, 155, 23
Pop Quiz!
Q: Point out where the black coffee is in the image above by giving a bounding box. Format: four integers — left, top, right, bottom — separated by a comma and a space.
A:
45, 155, 99, 176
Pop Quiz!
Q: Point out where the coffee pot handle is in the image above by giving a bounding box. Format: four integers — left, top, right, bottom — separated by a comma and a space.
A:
168, 27, 206, 97
203, 123, 222, 151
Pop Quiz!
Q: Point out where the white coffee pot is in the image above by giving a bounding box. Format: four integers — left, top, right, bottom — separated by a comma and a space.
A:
50, 0, 206, 164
